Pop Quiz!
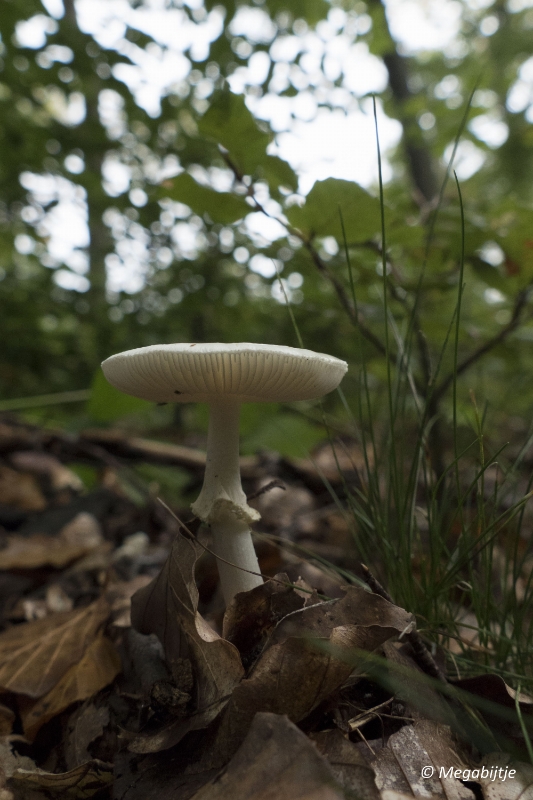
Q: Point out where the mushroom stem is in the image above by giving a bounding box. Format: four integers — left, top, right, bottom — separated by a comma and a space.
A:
191, 400, 263, 603
211, 511, 263, 604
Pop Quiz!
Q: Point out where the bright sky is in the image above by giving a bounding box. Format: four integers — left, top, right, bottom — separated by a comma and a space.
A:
15, 0, 527, 293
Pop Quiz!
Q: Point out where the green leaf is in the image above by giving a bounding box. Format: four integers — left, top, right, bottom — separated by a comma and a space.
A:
160, 172, 250, 224
286, 178, 381, 243
257, 155, 298, 192
241, 412, 326, 458
87, 370, 151, 423
198, 90, 271, 176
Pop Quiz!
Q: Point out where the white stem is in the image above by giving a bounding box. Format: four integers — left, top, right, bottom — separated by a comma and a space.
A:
191, 400, 263, 603
211, 510, 263, 604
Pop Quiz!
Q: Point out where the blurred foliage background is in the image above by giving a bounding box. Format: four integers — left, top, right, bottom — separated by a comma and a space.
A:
1, 0, 533, 457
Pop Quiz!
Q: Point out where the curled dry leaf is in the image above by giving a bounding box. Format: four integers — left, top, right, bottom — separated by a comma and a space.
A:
371, 720, 474, 800
130, 534, 243, 753
0, 512, 104, 570
21, 634, 121, 740
268, 586, 415, 645
190, 712, 344, 800
9, 759, 113, 799
222, 574, 305, 665
0, 597, 110, 698
202, 586, 415, 768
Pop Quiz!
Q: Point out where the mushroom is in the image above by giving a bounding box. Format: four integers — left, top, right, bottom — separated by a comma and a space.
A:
101, 343, 347, 603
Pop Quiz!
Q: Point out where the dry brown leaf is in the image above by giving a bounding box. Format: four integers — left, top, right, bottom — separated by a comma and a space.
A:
222, 574, 305, 664
113, 751, 219, 800
65, 703, 111, 770
64, 705, 110, 771
106, 575, 154, 628
201, 586, 414, 768
0, 513, 104, 570
130, 534, 243, 752
312, 729, 381, 799
190, 712, 344, 800
268, 586, 415, 645
0, 597, 110, 698
0, 466, 46, 511
10, 451, 83, 493
21, 634, 121, 740
9, 759, 113, 799
474, 753, 533, 800
371, 720, 474, 800
0, 704, 15, 736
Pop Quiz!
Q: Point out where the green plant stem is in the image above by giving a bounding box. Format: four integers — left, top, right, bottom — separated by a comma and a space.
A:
516, 683, 533, 764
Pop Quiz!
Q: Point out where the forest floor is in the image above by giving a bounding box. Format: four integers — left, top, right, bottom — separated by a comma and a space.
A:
0, 414, 531, 800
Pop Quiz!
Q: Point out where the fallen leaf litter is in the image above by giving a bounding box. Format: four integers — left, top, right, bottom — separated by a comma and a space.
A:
0, 416, 531, 800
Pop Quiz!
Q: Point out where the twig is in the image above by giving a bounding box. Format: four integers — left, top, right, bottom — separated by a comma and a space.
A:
300, 239, 395, 361
220, 152, 394, 364
246, 479, 286, 501
434, 285, 532, 403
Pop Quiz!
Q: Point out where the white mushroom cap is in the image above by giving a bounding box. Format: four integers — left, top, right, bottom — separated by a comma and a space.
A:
101, 342, 347, 404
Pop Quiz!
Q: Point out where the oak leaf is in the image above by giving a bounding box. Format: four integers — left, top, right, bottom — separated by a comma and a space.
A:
0, 597, 110, 697
130, 534, 243, 752
202, 587, 414, 768
190, 712, 344, 800
21, 634, 121, 739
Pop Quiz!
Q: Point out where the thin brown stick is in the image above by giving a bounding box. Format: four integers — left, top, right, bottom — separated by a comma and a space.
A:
246, 479, 286, 501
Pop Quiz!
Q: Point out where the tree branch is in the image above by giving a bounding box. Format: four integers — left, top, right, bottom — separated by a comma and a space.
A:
219, 150, 395, 363
368, 0, 439, 205
300, 239, 392, 359
433, 286, 532, 403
